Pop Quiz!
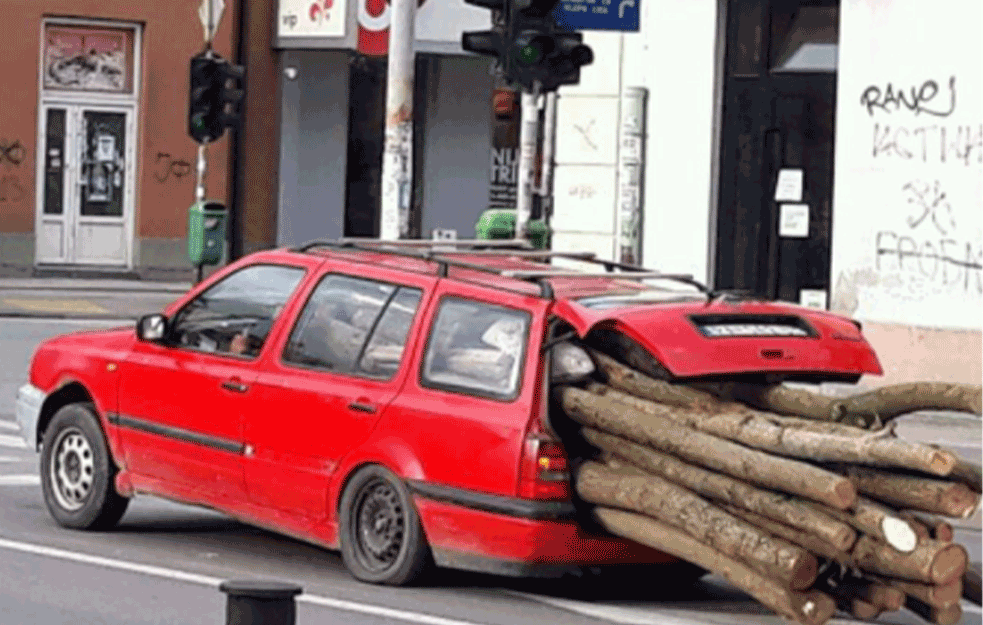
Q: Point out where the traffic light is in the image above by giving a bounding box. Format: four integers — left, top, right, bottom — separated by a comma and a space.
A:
505, 0, 593, 91
461, 0, 506, 68
542, 31, 593, 90
187, 52, 246, 144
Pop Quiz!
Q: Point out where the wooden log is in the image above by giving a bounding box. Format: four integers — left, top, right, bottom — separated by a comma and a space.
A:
950, 458, 983, 494
898, 512, 933, 542
856, 581, 905, 612
721, 504, 856, 566
590, 351, 725, 410
881, 577, 963, 608
559, 386, 857, 509
837, 597, 881, 620
588, 383, 957, 476
900, 512, 955, 542
842, 466, 981, 518
582, 428, 857, 551
851, 535, 968, 585
704, 382, 841, 422
808, 497, 917, 553
904, 595, 962, 625
834, 382, 983, 420
575, 461, 819, 590
592, 507, 836, 625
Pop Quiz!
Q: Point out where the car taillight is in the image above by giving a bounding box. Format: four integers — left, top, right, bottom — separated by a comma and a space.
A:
518, 431, 572, 501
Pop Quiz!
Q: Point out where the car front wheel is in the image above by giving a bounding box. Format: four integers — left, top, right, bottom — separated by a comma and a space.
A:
40, 403, 129, 530
339, 465, 432, 586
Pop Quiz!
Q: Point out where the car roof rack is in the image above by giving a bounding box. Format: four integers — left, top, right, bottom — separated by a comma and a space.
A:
291, 238, 710, 299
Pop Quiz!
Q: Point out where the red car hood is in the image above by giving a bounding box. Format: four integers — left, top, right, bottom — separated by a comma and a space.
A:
552, 297, 883, 380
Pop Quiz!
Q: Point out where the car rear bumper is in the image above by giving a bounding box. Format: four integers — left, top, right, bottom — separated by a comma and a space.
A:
15, 383, 45, 451
410, 487, 677, 577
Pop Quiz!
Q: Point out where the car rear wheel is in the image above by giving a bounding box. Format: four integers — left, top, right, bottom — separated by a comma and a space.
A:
40, 403, 129, 530
339, 465, 431, 585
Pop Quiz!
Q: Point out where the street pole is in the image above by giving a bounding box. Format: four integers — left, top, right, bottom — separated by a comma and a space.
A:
380, 0, 416, 240
514, 82, 541, 240
538, 91, 557, 232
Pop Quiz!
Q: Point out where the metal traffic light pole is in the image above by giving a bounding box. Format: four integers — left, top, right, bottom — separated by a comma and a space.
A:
514, 83, 541, 240
380, 0, 417, 240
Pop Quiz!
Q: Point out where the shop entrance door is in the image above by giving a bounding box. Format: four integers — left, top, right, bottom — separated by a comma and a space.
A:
36, 103, 135, 266
714, 0, 839, 306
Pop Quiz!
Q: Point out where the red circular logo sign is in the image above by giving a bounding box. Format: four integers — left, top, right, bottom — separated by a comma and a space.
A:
357, 0, 428, 56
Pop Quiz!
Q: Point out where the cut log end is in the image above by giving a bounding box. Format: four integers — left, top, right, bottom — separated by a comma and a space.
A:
905, 595, 963, 625
833, 480, 858, 510
931, 544, 969, 586
882, 517, 918, 553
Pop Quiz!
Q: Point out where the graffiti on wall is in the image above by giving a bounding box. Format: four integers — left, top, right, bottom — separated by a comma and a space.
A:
152, 152, 192, 184
0, 138, 25, 204
859, 75, 983, 300
875, 180, 982, 294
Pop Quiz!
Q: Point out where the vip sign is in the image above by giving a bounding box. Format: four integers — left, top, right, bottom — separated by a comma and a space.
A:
279, 0, 346, 37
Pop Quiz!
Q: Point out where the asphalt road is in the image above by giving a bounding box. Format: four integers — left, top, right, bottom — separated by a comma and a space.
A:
1, 316, 980, 625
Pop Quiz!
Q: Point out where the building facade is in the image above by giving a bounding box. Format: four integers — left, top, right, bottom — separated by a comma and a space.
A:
0, 0, 279, 277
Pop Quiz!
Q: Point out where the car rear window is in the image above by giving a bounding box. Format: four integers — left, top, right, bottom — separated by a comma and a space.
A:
421, 298, 530, 401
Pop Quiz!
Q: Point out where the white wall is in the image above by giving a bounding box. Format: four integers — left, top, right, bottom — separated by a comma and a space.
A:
830, 0, 983, 330
551, 0, 720, 277
623, 0, 720, 280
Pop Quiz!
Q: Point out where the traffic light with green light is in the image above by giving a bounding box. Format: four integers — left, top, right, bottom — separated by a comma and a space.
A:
506, 0, 593, 91
187, 52, 245, 144
461, 0, 506, 70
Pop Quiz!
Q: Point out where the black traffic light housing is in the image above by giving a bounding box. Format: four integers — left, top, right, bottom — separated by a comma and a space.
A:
462, 0, 593, 92
187, 52, 246, 145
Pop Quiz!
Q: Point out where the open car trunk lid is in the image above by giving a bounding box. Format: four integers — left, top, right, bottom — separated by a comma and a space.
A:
552, 297, 883, 381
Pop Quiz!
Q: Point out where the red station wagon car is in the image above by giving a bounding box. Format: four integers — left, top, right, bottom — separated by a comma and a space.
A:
16, 240, 882, 586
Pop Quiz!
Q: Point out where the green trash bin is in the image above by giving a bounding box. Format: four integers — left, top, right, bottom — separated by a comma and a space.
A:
187, 201, 227, 266
474, 208, 549, 249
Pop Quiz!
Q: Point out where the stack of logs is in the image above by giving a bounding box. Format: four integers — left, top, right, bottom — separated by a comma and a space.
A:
560, 349, 983, 625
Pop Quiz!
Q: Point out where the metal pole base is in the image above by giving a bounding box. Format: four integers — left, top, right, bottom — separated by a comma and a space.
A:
219, 580, 303, 625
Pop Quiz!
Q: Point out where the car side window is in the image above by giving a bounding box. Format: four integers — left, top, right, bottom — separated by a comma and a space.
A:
421, 298, 530, 400
283, 275, 422, 378
169, 264, 305, 358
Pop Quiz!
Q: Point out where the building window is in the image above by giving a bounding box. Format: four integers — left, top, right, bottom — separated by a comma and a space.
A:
43, 25, 136, 93
770, 6, 839, 73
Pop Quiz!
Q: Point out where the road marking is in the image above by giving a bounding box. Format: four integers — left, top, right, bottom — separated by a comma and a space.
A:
0, 298, 109, 314
0, 537, 491, 625
503, 591, 698, 625
0, 421, 20, 432
0, 434, 27, 449
0, 475, 39, 485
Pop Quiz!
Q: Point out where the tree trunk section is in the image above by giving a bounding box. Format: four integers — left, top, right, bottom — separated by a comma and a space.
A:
852, 535, 968, 585
835, 382, 982, 420
879, 577, 963, 608
808, 497, 917, 552
592, 507, 836, 625
575, 461, 819, 590
582, 427, 857, 551
704, 383, 841, 422
842, 466, 981, 518
722, 504, 855, 565
559, 386, 857, 509
587, 383, 956, 476
590, 350, 725, 410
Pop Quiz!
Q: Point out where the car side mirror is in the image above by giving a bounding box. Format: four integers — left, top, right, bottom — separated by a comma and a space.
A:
136, 314, 169, 342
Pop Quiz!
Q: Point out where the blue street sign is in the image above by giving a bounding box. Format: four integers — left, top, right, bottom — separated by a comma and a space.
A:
552, 0, 640, 32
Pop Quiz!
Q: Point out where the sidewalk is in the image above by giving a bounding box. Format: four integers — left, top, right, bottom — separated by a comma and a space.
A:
0, 277, 190, 319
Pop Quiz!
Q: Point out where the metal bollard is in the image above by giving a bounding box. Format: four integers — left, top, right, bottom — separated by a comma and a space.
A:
219, 580, 303, 625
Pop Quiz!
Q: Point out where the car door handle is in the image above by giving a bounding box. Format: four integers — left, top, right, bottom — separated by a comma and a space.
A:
348, 401, 377, 414
221, 379, 250, 393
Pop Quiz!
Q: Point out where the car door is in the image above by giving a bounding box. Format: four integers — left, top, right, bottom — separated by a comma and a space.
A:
242, 266, 436, 520
115, 263, 308, 500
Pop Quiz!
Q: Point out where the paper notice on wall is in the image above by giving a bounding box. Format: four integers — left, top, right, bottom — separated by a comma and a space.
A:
779, 203, 810, 238
800, 289, 828, 309
774, 168, 804, 202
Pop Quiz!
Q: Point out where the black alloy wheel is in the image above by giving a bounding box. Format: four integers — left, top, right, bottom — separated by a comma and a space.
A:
339, 465, 431, 585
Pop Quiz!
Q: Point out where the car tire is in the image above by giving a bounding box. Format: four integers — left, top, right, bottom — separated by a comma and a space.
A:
40, 403, 129, 530
339, 465, 432, 586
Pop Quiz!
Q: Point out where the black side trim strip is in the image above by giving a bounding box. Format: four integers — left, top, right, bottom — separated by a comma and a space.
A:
407, 479, 575, 520
106, 412, 245, 455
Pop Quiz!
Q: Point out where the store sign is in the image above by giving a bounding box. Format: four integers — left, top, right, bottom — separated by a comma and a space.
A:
278, 0, 346, 37
276, 0, 491, 54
